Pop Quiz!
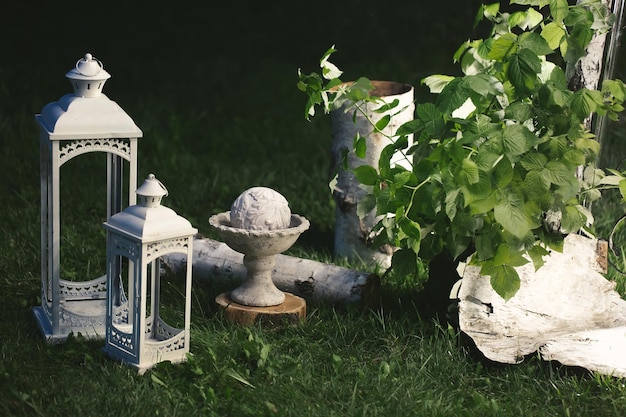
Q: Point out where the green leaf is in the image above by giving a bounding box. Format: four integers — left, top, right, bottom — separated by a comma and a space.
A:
548, 86, 572, 108
510, 9, 544, 31
501, 124, 534, 157
391, 249, 419, 279
396, 119, 425, 137
437, 77, 469, 115
541, 160, 572, 186
416, 103, 445, 135
483, 2, 501, 20
571, 89, 603, 120
603, 79, 626, 102
504, 101, 534, 122
460, 158, 480, 185
475, 233, 497, 260
528, 244, 549, 271
392, 170, 414, 189
375, 114, 391, 131
491, 244, 530, 268
357, 193, 377, 218
549, 0, 569, 22
542, 21, 566, 50
346, 77, 375, 102
511, 0, 549, 6
493, 157, 514, 188
519, 32, 554, 56
494, 191, 532, 239
598, 174, 623, 186
560, 205, 584, 233
489, 265, 521, 301
445, 188, 460, 220
461, 172, 493, 207
521, 152, 548, 171
320, 45, 343, 80
620, 179, 626, 202
399, 217, 422, 240
353, 165, 379, 186
475, 151, 503, 171
468, 192, 497, 215
354, 134, 367, 158
373, 99, 400, 113
488, 33, 518, 61
574, 138, 601, 156
506, 49, 542, 92
422, 74, 455, 94
465, 73, 503, 97
523, 170, 551, 196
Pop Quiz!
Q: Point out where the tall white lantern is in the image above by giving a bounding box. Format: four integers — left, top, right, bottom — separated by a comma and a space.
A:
103, 174, 197, 373
33, 53, 143, 341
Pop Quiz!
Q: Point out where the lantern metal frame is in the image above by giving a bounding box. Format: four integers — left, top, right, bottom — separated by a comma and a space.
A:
33, 53, 143, 342
103, 174, 197, 372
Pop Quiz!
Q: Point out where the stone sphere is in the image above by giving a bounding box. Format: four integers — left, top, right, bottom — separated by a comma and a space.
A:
230, 187, 291, 231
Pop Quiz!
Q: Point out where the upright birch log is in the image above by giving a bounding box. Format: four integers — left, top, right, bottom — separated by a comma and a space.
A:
331, 81, 414, 268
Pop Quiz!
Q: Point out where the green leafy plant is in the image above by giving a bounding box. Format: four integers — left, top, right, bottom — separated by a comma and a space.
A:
298, 0, 626, 300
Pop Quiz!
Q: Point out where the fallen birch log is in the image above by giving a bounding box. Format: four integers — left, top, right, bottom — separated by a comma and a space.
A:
163, 235, 380, 307
456, 233, 626, 377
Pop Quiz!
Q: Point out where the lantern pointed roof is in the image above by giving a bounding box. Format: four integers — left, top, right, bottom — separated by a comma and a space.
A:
104, 175, 197, 242
35, 52, 142, 140
37, 94, 143, 140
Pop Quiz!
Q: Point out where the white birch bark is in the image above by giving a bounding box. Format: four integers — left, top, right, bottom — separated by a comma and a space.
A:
457, 234, 626, 377
163, 236, 380, 306
331, 80, 414, 269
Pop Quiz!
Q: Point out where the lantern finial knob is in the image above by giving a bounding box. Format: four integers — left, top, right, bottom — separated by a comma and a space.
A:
75, 53, 104, 77
136, 174, 168, 208
65, 52, 111, 97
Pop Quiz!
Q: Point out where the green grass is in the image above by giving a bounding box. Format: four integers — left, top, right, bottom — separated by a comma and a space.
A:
4, 1, 626, 416
5, 301, 626, 417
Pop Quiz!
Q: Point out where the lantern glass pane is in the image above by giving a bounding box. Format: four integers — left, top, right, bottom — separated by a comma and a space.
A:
60, 152, 107, 281
153, 256, 187, 332
59, 152, 131, 282
111, 255, 132, 330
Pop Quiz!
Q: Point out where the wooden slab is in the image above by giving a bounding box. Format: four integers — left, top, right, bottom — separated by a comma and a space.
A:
216, 292, 306, 327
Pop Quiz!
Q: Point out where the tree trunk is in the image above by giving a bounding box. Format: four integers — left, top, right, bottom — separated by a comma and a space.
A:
331, 80, 414, 269
163, 235, 381, 307
569, 0, 623, 138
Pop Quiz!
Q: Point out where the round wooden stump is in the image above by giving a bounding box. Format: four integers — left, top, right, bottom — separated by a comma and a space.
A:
215, 292, 306, 327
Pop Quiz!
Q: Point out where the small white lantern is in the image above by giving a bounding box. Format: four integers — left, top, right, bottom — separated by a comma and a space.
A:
103, 174, 197, 373
33, 53, 143, 341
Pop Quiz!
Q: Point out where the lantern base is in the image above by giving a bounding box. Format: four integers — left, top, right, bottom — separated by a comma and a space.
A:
216, 292, 306, 326
32, 301, 106, 343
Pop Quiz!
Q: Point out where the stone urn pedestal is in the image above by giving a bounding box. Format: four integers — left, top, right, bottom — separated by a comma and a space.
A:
208, 187, 309, 326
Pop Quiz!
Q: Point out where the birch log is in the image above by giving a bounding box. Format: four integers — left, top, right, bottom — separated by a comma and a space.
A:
163, 235, 380, 307
330, 81, 414, 269
457, 234, 626, 377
